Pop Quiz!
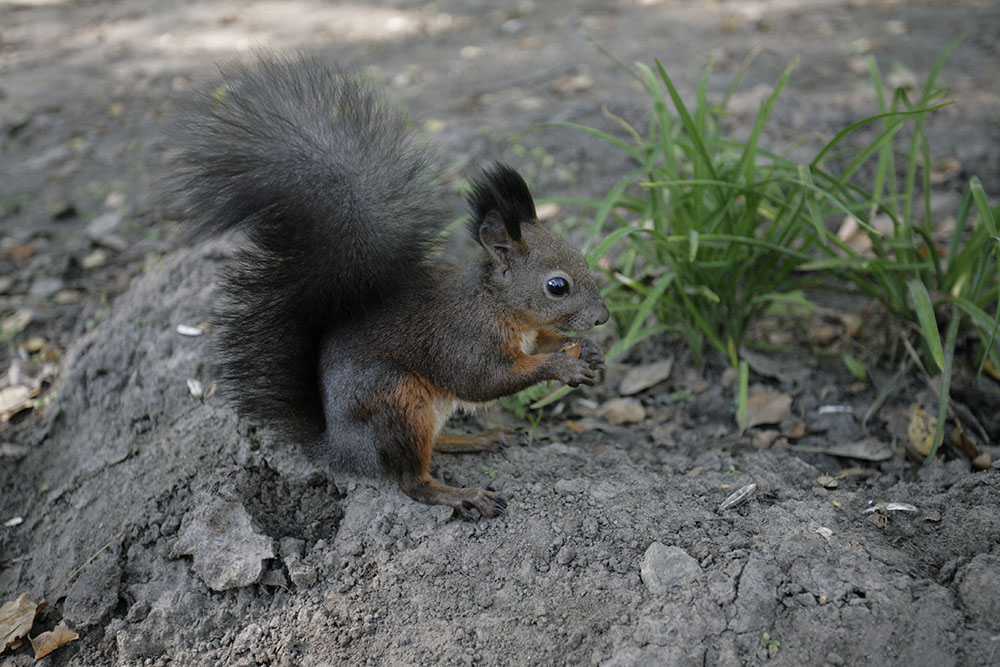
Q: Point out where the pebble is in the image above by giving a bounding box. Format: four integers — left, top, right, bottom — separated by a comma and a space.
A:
600, 398, 646, 425
957, 553, 1000, 621
640, 542, 700, 594
28, 276, 64, 299
81, 248, 109, 269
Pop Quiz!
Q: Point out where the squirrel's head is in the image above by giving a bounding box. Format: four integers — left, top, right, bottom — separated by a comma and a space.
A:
468, 163, 610, 334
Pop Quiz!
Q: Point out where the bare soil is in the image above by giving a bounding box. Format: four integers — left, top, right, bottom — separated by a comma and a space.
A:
2, 1, 1000, 665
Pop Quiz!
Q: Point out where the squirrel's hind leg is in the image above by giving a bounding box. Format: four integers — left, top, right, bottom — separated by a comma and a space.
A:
397, 473, 507, 520
383, 376, 507, 519
434, 429, 528, 453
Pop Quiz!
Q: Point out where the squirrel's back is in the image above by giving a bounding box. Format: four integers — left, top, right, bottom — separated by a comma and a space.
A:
171, 52, 449, 437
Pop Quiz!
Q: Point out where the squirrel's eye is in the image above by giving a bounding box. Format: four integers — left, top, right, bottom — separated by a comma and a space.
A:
546, 276, 570, 297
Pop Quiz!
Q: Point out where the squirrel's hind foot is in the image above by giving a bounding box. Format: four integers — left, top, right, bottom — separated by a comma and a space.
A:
434, 428, 528, 454
399, 473, 507, 520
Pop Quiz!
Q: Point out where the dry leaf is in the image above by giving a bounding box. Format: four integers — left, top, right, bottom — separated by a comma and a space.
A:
30, 620, 78, 659
752, 429, 781, 450
744, 391, 792, 429
0, 386, 35, 423
950, 426, 979, 459
784, 420, 807, 439
815, 475, 839, 489
907, 406, 937, 456
600, 398, 646, 425
1, 593, 39, 653
787, 437, 893, 462
619, 358, 673, 396
807, 324, 838, 345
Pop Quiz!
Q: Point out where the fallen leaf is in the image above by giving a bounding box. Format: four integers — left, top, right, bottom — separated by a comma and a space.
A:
619, 358, 673, 396
743, 391, 792, 429
907, 406, 937, 456
1, 593, 39, 653
807, 324, 838, 345
842, 354, 867, 381
835, 214, 893, 256
752, 429, 781, 450
787, 437, 893, 462
2, 242, 34, 262
1, 311, 32, 339
837, 467, 879, 480
30, 620, 78, 659
815, 475, 839, 489
951, 426, 979, 459
784, 420, 807, 439
929, 157, 960, 185
0, 386, 35, 423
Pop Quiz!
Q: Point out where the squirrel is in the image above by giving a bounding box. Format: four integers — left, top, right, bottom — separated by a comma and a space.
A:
171, 53, 609, 519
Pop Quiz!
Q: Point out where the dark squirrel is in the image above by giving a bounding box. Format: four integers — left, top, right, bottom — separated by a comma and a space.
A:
172, 53, 609, 519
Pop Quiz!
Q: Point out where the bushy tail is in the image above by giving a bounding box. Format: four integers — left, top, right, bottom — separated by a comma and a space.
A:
171, 52, 448, 437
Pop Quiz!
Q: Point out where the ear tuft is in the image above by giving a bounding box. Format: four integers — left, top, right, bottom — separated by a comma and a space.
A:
466, 163, 537, 245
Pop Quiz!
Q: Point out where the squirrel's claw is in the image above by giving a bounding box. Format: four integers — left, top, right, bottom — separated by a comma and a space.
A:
453, 488, 507, 521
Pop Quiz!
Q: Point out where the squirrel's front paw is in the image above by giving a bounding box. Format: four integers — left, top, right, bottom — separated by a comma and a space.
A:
549, 353, 597, 387
575, 338, 606, 372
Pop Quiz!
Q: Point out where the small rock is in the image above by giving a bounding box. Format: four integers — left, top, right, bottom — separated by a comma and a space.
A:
600, 398, 646, 425
640, 542, 700, 594
48, 201, 77, 220
280, 537, 306, 559
957, 553, 1000, 622
86, 210, 128, 251
972, 452, 991, 470
169, 492, 275, 591
459, 45, 484, 59
534, 202, 560, 222
81, 248, 109, 269
104, 191, 126, 209
651, 422, 678, 447
555, 546, 576, 566
619, 358, 673, 396
287, 561, 318, 589
86, 210, 123, 239
53, 289, 82, 304
28, 276, 64, 300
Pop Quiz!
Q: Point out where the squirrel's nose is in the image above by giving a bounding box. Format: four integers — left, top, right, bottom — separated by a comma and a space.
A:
595, 304, 610, 327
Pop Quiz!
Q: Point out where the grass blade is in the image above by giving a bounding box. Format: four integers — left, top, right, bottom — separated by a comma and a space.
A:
907, 279, 945, 372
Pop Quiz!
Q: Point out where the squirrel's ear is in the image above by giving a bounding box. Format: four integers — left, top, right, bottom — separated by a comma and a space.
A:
467, 163, 536, 245
479, 210, 515, 264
